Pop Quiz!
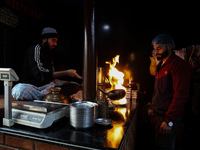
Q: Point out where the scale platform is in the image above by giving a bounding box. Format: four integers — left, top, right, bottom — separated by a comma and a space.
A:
12, 101, 69, 129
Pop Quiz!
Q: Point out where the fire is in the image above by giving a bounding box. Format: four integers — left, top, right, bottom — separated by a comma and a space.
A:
105, 55, 124, 90
106, 55, 127, 104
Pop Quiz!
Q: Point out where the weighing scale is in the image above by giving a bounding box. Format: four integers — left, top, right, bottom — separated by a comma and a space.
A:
12, 100, 70, 129
0, 68, 69, 129
0, 68, 19, 127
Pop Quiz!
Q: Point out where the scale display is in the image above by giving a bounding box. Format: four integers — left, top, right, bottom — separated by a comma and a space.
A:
12, 110, 45, 124
0, 68, 19, 81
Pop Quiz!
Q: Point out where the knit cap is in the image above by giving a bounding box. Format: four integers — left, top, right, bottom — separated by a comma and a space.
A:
152, 33, 175, 49
41, 27, 58, 39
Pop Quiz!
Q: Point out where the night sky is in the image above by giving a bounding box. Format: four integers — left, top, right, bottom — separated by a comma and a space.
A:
95, 0, 200, 98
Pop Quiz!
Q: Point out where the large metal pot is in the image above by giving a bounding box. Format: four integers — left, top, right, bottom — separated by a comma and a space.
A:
70, 101, 96, 129
86, 101, 98, 119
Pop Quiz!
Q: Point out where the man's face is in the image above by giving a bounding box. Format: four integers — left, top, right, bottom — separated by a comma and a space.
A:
153, 45, 169, 60
47, 37, 58, 50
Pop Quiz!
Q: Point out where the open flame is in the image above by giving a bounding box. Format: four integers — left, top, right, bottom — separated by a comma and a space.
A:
106, 55, 127, 105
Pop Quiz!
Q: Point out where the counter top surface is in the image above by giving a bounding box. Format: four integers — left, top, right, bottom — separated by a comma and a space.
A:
0, 100, 137, 150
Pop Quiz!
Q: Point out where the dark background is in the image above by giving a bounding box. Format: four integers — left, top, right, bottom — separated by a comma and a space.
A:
0, 0, 199, 99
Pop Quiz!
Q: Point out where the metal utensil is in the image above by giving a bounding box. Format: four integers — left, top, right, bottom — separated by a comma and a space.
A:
98, 88, 126, 100
95, 118, 112, 126
70, 101, 95, 129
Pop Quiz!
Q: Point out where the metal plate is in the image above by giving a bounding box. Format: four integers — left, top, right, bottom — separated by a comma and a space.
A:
95, 118, 112, 126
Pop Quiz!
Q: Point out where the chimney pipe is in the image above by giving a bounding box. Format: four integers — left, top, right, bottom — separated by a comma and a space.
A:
83, 0, 97, 101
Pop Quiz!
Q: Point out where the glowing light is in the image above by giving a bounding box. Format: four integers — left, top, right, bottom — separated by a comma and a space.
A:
106, 107, 127, 148
106, 124, 124, 148
130, 52, 135, 61
103, 24, 110, 30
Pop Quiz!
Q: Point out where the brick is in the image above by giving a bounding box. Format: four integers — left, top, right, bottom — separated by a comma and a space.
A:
0, 133, 4, 144
69, 148, 79, 150
0, 144, 19, 150
5, 135, 33, 150
35, 141, 70, 150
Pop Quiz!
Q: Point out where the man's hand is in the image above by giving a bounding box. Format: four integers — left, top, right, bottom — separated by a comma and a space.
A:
53, 69, 82, 79
66, 69, 82, 79
159, 121, 172, 135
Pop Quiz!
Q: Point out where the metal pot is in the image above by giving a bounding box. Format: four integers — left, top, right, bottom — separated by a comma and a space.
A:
70, 101, 95, 129
86, 101, 99, 119
43, 87, 69, 104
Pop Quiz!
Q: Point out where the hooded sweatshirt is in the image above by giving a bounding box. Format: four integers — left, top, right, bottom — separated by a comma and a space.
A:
20, 44, 54, 87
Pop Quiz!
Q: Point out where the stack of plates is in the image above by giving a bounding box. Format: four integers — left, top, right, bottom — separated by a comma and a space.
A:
70, 101, 95, 129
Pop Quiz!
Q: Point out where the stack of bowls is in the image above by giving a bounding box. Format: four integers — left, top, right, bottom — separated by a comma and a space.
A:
86, 101, 98, 119
70, 101, 95, 129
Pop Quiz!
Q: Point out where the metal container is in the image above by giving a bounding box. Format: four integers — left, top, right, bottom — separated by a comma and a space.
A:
43, 87, 69, 104
96, 100, 108, 118
97, 67, 106, 100
43, 87, 62, 103
70, 101, 95, 129
86, 101, 99, 119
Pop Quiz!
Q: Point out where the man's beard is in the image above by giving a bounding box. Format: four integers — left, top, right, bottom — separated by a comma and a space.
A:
156, 49, 169, 60
43, 41, 50, 49
43, 41, 55, 50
